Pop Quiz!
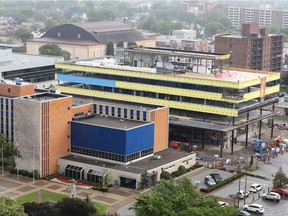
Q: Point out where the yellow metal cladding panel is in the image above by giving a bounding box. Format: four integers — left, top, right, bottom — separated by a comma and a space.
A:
242, 85, 280, 101
116, 81, 239, 103
56, 86, 238, 117
56, 63, 240, 88
219, 54, 231, 60
243, 90, 261, 100
55, 63, 281, 89
266, 73, 281, 82
265, 85, 280, 94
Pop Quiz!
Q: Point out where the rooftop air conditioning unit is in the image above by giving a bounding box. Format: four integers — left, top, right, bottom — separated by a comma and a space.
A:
153, 155, 161, 160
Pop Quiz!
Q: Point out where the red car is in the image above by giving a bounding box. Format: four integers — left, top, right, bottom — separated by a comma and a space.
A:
271, 188, 288, 196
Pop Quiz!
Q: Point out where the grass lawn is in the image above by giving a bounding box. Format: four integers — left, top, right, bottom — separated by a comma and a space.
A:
94, 202, 109, 216
16, 190, 67, 204
16, 190, 109, 215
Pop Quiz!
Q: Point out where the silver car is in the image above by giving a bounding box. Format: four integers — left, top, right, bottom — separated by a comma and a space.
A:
262, 191, 281, 201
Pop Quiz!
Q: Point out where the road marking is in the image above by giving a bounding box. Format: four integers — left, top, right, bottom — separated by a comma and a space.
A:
240, 179, 269, 186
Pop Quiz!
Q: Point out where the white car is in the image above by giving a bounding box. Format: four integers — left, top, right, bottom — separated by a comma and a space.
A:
243, 203, 264, 214
218, 201, 229, 207
249, 184, 262, 193
237, 190, 250, 199
262, 191, 281, 201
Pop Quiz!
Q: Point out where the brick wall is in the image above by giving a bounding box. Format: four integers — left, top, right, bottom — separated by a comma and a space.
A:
150, 107, 169, 152
0, 83, 35, 97
47, 97, 73, 175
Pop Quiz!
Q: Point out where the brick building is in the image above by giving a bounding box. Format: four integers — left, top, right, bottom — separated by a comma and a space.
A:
215, 23, 283, 72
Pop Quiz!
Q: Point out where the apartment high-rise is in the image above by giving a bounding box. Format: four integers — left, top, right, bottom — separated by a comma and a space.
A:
225, 6, 288, 29
215, 23, 283, 72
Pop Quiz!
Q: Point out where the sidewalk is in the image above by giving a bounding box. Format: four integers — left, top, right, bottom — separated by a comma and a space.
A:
0, 171, 140, 210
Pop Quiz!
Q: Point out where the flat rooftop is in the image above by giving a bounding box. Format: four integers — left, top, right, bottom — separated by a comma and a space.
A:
22, 92, 69, 102
180, 68, 268, 83
73, 114, 149, 130
125, 47, 229, 60
0, 50, 63, 72
72, 95, 158, 111
0, 79, 32, 87
60, 149, 194, 174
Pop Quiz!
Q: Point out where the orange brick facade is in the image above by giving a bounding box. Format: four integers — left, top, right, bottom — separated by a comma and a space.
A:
0, 83, 35, 97
44, 97, 73, 175
72, 103, 93, 117
150, 107, 169, 152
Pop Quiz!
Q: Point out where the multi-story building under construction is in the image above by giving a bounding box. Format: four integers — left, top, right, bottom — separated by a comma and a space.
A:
54, 47, 281, 157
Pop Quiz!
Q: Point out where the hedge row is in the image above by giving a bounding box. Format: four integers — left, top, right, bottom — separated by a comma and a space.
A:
160, 162, 204, 180
9, 169, 40, 179
200, 172, 245, 193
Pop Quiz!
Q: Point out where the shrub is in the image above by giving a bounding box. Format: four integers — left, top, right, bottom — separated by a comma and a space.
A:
28, 172, 33, 178
178, 165, 187, 175
171, 170, 181, 178
160, 171, 170, 180
33, 170, 40, 179
187, 162, 204, 171
200, 172, 245, 193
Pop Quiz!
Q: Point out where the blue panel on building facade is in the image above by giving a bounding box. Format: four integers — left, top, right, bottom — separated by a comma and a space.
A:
71, 122, 154, 155
125, 124, 154, 154
57, 74, 116, 88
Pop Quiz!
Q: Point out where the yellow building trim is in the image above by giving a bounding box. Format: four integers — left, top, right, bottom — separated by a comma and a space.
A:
55, 63, 240, 88
219, 54, 230, 60
242, 85, 280, 101
266, 85, 280, 95
56, 86, 238, 117
55, 63, 280, 90
116, 81, 239, 103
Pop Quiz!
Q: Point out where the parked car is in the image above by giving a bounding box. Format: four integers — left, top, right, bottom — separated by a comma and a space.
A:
210, 173, 222, 183
238, 210, 251, 216
204, 176, 216, 187
243, 203, 264, 214
249, 184, 262, 193
262, 191, 281, 201
271, 188, 288, 196
236, 190, 250, 199
218, 201, 228, 207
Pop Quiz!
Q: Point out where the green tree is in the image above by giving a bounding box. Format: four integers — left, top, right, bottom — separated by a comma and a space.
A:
23, 202, 60, 216
0, 197, 27, 216
175, 11, 196, 25
273, 167, 288, 188
106, 42, 114, 56
39, 44, 71, 60
14, 27, 33, 43
55, 198, 97, 216
131, 177, 239, 216
205, 22, 224, 37
139, 169, 152, 190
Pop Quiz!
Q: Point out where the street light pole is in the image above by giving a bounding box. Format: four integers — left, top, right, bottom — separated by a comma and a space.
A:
32, 143, 35, 184
15, 139, 19, 180
1, 140, 3, 177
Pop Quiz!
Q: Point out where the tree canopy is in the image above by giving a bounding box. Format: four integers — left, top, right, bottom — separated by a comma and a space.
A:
0, 197, 27, 216
131, 177, 239, 216
39, 44, 71, 60
14, 27, 33, 43
273, 167, 288, 188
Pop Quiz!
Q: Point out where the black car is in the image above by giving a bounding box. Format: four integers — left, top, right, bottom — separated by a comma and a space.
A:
238, 210, 251, 216
210, 173, 222, 183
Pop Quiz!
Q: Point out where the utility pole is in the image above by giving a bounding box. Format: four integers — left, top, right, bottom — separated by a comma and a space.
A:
237, 166, 241, 208
243, 163, 248, 205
